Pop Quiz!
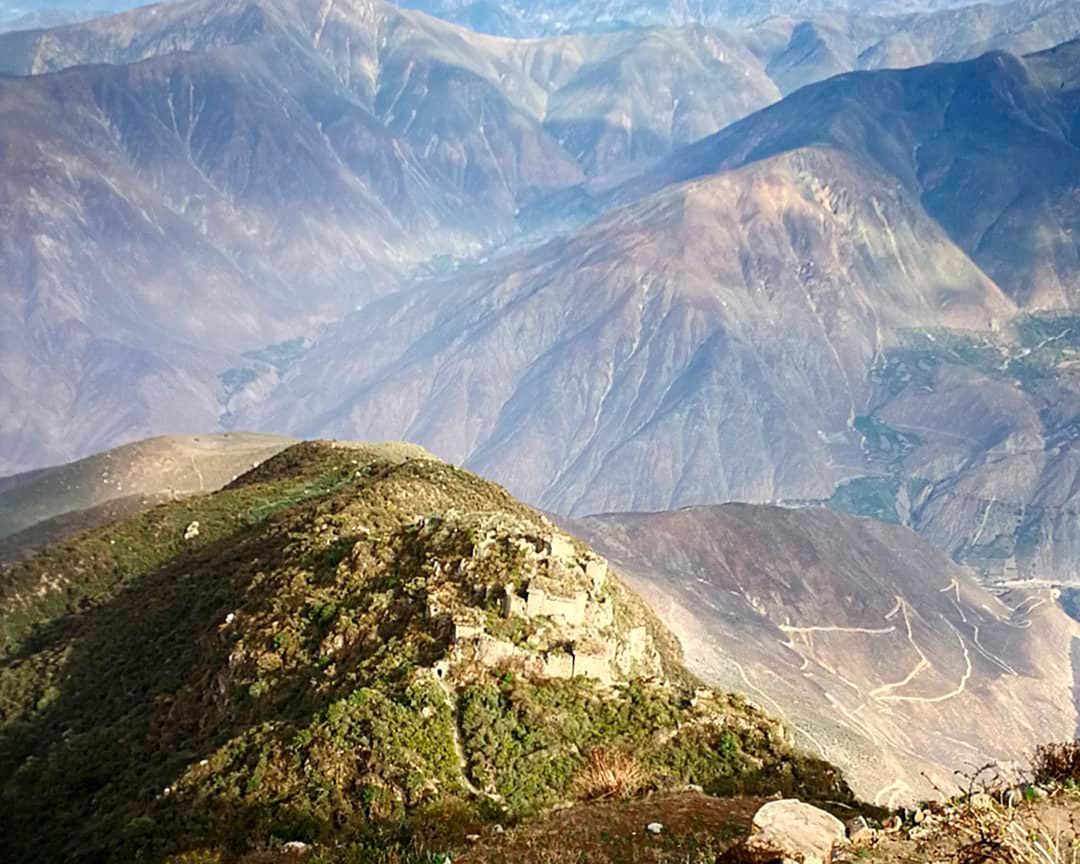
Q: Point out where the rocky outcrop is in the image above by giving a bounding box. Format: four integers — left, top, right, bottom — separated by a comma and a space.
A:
432, 528, 663, 686
721, 800, 846, 864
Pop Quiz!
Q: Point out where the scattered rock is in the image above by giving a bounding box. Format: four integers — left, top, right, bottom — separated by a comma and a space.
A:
845, 815, 874, 846
721, 799, 845, 864
183, 520, 200, 540
646, 822, 663, 835
282, 841, 310, 854
914, 808, 928, 824
881, 816, 903, 833
465, 834, 480, 843
492, 824, 504, 834
908, 824, 935, 841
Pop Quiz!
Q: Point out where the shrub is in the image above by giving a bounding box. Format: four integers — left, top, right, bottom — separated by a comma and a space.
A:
573, 748, 644, 801
1034, 741, 1080, 787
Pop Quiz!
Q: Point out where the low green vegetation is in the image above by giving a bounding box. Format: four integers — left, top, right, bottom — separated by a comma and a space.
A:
220, 367, 259, 398
832, 317, 1080, 528
458, 676, 846, 818
827, 476, 903, 524
879, 319, 1080, 402
853, 415, 922, 471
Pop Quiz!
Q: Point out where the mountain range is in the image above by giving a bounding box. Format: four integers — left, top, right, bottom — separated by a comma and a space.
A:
5, 0, 1080, 842
396, 0, 1026, 38
4, 0, 1080, 589
0, 0, 789, 473
233, 37, 1080, 585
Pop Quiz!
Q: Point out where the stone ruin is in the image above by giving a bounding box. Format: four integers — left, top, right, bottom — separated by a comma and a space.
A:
432, 530, 661, 686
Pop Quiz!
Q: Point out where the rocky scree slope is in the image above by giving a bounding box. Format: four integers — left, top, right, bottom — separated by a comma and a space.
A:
0, 440, 851, 862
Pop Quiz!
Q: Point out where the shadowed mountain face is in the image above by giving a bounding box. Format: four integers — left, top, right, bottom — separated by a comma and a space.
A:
0, 0, 794, 476
567, 504, 1080, 805
242, 145, 1013, 515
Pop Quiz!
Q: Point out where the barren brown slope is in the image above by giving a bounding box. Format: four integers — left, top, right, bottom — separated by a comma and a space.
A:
0, 432, 295, 548
243, 144, 1012, 516
567, 503, 1080, 806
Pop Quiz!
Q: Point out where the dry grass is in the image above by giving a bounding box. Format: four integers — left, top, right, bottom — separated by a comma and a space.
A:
940, 798, 1080, 864
573, 748, 645, 801
455, 791, 758, 864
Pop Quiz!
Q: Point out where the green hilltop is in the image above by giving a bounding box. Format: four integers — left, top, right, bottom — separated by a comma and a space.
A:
0, 441, 853, 862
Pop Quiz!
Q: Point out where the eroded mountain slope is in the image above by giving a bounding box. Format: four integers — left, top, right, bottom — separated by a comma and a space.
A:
0, 0, 790, 476
243, 144, 1013, 515
233, 42, 1080, 585
568, 503, 1080, 805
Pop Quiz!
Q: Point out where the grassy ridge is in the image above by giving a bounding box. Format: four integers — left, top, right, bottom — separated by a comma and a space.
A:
0, 442, 853, 863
